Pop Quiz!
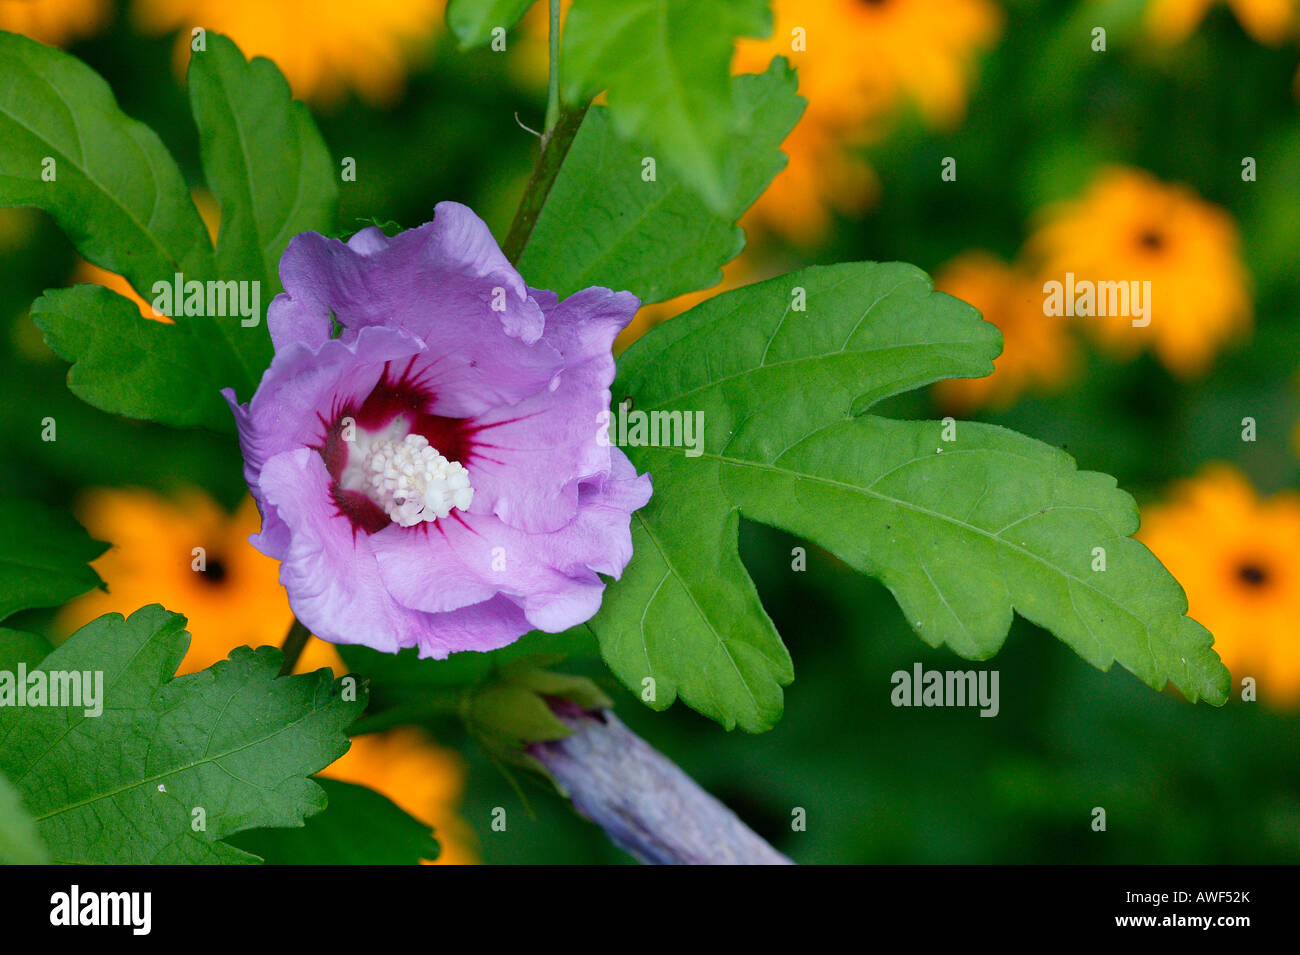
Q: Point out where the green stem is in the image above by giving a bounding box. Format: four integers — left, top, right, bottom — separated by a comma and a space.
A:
544, 0, 561, 135
278, 617, 312, 676
502, 101, 589, 266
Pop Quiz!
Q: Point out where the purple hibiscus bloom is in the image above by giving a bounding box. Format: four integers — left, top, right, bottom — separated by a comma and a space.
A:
224, 202, 652, 659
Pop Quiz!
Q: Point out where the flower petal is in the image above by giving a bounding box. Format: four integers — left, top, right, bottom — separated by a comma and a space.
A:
260, 449, 539, 659
371, 451, 648, 629
236, 207, 653, 660
275, 204, 561, 416
257, 448, 422, 654
266, 291, 330, 352
413, 595, 533, 659
466, 286, 640, 533
368, 519, 499, 615
232, 324, 424, 487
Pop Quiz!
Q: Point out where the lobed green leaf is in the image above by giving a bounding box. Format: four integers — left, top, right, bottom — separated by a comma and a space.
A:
227, 779, 440, 864
0, 32, 213, 299
599, 262, 1227, 730
0, 606, 366, 863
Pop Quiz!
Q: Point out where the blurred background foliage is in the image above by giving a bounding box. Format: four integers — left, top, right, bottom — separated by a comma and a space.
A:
1, 0, 1298, 863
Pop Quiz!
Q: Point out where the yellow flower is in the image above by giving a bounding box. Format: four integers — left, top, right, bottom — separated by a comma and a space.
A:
736, 112, 880, 248
1138, 465, 1300, 706
1024, 166, 1251, 378
131, 0, 444, 106
57, 489, 332, 674
57, 485, 478, 861
321, 728, 479, 864
736, 0, 1002, 133
1145, 0, 1298, 46
932, 251, 1077, 412
0, 0, 110, 47
733, 0, 1001, 244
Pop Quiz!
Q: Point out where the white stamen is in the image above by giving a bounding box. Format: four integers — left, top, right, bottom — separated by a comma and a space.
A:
345, 431, 473, 527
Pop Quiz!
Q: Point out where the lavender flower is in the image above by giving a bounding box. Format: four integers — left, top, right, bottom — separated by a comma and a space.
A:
224, 203, 651, 658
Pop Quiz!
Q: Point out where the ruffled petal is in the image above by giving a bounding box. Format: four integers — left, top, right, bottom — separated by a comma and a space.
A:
257, 448, 424, 653
414, 595, 533, 659
465, 286, 640, 532
232, 324, 424, 489
260, 450, 540, 659
368, 519, 499, 615
276, 201, 543, 343
567, 449, 654, 578
266, 291, 330, 352
345, 225, 391, 256
371, 450, 648, 630
274, 205, 561, 417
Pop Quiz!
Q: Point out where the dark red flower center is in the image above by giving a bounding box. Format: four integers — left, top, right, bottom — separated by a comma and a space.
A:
309, 356, 519, 536
313, 358, 471, 535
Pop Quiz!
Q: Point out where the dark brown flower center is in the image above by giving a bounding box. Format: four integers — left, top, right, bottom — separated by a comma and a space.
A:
1137, 228, 1165, 252
1236, 562, 1270, 588
199, 556, 228, 586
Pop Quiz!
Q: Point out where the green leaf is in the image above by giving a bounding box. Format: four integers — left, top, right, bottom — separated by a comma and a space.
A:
508, 667, 612, 712
0, 628, 53, 670
600, 261, 1227, 730
519, 58, 803, 303
0, 31, 213, 300
227, 779, 439, 864
464, 664, 612, 770
447, 0, 538, 48
0, 769, 48, 864
561, 0, 772, 212
0, 606, 366, 863
598, 263, 997, 731
467, 685, 570, 748
188, 34, 337, 299
723, 416, 1229, 706
31, 285, 234, 431
0, 496, 106, 621
0, 31, 268, 406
